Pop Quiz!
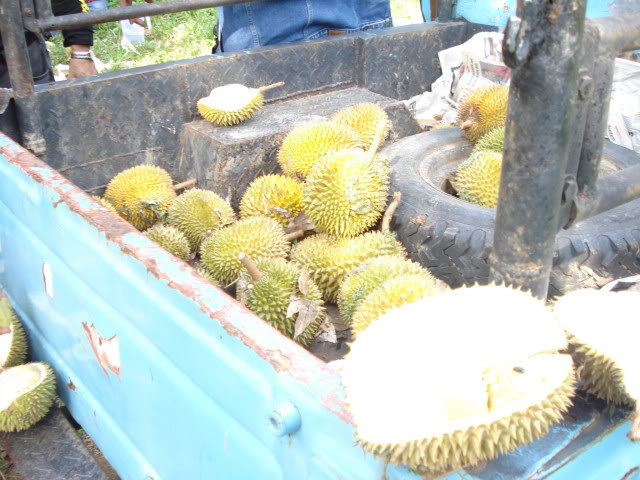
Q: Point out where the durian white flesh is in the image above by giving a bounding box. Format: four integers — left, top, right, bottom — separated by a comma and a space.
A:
0, 362, 56, 432
342, 284, 575, 473
554, 288, 640, 441
0, 299, 27, 368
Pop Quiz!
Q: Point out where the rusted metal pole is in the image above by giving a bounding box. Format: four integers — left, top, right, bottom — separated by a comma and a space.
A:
0, 0, 34, 96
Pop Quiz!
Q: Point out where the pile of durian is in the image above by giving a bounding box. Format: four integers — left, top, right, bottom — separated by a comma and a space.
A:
0, 297, 57, 432
450, 85, 508, 208
94, 102, 439, 348
341, 283, 640, 475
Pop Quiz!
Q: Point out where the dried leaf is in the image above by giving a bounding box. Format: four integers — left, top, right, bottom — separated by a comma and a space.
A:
298, 268, 310, 296
286, 211, 315, 234
316, 317, 337, 344
288, 295, 322, 340
351, 201, 372, 215
236, 278, 253, 305
271, 206, 292, 218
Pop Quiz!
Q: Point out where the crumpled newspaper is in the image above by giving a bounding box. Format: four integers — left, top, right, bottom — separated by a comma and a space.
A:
607, 58, 640, 153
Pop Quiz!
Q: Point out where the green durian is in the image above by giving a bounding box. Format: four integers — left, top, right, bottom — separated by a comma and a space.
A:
331, 102, 391, 149
0, 362, 57, 432
290, 231, 406, 303
238, 257, 324, 347
145, 224, 191, 261
91, 195, 117, 213
457, 85, 509, 143
0, 298, 27, 368
239, 174, 303, 227
473, 126, 505, 153
452, 151, 502, 208
200, 216, 290, 286
338, 255, 434, 324
303, 150, 389, 238
167, 188, 235, 252
104, 165, 176, 230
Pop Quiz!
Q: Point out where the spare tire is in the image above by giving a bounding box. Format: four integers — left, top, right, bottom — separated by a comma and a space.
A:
384, 128, 640, 297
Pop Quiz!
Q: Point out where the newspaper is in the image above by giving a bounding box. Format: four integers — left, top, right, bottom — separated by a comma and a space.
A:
405, 32, 640, 154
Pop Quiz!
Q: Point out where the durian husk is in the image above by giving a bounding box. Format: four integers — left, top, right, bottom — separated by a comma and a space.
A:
473, 126, 505, 154
197, 84, 264, 126
195, 266, 222, 288
91, 195, 118, 213
0, 298, 27, 369
104, 165, 176, 231
200, 216, 290, 286
331, 102, 391, 149
343, 284, 576, 473
277, 120, 365, 179
351, 274, 437, 334
0, 362, 57, 432
457, 85, 509, 143
145, 224, 191, 261
239, 174, 303, 227
238, 257, 324, 347
303, 150, 389, 238
338, 255, 432, 324
451, 151, 502, 208
289, 231, 406, 303
167, 188, 235, 252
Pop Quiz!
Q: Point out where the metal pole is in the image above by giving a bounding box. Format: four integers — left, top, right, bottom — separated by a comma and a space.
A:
489, 0, 587, 299
0, 0, 34, 96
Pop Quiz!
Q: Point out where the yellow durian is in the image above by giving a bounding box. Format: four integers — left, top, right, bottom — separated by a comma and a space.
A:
457, 85, 509, 143
331, 102, 391, 149
452, 151, 502, 208
239, 174, 303, 227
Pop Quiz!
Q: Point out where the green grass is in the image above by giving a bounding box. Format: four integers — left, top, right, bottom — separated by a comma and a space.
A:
47, 0, 423, 75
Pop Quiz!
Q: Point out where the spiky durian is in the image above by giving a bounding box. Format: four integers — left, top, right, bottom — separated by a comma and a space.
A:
303, 150, 389, 238
197, 82, 283, 126
0, 362, 57, 432
200, 216, 290, 286
167, 188, 235, 252
290, 232, 406, 303
277, 120, 365, 179
457, 85, 509, 143
331, 102, 391, 149
194, 266, 222, 287
145, 224, 191, 261
473, 126, 505, 154
351, 274, 437, 334
452, 151, 502, 208
338, 256, 434, 324
91, 195, 117, 213
554, 288, 640, 440
238, 257, 324, 347
342, 284, 575, 473
0, 298, 27, 369
239, 174, 303, 227
104, 165, 176, 230
432, 122, 454, 130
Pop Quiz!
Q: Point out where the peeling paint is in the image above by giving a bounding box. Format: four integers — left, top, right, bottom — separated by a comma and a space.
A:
82, 322, 121, 378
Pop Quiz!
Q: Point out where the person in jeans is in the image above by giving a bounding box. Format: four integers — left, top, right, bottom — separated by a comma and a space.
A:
215, 0, 392, 53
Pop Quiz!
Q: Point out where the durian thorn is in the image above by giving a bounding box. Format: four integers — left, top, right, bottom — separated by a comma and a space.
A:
285, 229, 305, 242
173, 178, 197, 191
367, 117, 388, 161
238, 253, 264, 281
380, 192, 402, 233
258, 81, 285, 93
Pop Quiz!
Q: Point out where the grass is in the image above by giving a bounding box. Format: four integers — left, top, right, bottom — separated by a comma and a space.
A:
47, 0, 423, 75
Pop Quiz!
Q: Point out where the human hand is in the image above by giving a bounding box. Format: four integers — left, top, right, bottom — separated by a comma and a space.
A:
119, 0, 153, 27
67, 45, 98, 79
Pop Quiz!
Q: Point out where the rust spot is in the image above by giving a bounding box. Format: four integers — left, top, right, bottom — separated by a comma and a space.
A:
53, 199, 63, 208
621, 467, 639, 480
82, 322, 121, 378
410, 216, 426, 226
67, 379, 76, 390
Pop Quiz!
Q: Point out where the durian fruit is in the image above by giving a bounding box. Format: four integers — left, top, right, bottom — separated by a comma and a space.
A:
239, 174, 303, 227
457, 85, 509, 143
200, 216, 290, 286
195, 266, 222, 287
303, 150, 389, 237
553, 288, 640, 441
351, 274, 437, 334
277, 120, 365, 179
331, 102, 390, 149
451, 151, 502, 208
473, 126, 505, 154
104, 165, 176, 230
290, 231, 406, 303
431, 122, 454, 130
338, 255, 434, 324
238, 256, 324, 347
167, 188, 235, 252
0, 362, 57, 432
145, 224, 191, 261
197, 82, 284, 126
342, 284, 576, 473
0, 298, 27, 368
91, 195, 117, 213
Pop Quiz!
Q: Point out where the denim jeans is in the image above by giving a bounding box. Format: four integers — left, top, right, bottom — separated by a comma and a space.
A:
218, 0, 392, 52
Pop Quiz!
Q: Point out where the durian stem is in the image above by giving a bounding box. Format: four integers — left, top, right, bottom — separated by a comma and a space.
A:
285, 229, 305, 242
258, 81, 285, 93
367, 117, 388, 161
381, 192, 402, 233
460, 120, 473, 130
173, 178, 197, 191
238, 253, 264, 281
